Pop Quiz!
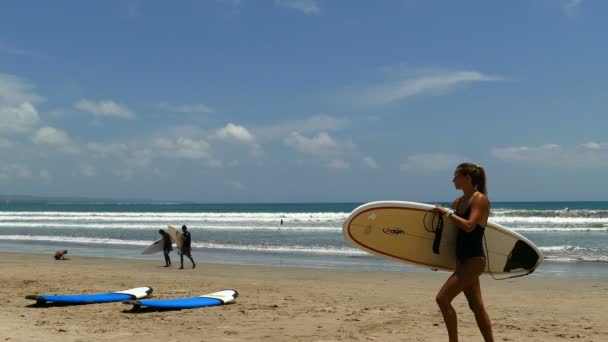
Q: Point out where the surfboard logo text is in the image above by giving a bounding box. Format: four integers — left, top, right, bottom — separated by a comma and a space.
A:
382, 228, 405, 236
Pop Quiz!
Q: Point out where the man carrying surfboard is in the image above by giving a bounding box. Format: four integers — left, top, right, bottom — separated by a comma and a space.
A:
179, 225, 195, 269
159, 229, 172, 267
433, 163, 495, 342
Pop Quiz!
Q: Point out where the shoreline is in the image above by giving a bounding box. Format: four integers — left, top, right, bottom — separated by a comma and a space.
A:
2, 252, 607, 341
2, 246, 608, 281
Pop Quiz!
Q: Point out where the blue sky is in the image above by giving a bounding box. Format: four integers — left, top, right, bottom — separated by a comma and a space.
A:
0, 0, 606, 202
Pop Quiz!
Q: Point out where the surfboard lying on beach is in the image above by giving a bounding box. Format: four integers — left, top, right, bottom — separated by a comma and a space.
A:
343, 201, 543, 277
167, 225, 183, 250
124, 290, 238, 310
26, 287, 153, 305
142, 238, 164, 255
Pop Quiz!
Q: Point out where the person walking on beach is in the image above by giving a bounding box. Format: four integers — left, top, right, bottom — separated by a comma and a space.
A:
433, 163, 494, 342
159, 229, 172, 267
180, 225, 195, 269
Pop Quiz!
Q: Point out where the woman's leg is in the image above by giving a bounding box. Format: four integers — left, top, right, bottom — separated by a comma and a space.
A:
463, 258, 494, 342
436, 260, 485, 342
436, 273, 462, 341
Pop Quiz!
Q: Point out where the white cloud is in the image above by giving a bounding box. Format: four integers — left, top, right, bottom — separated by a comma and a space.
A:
75, 99, 136, 119
215, 123, 256, 143
79, 164, 97, 177
0, 73, 43, 133
215, 0, 241, 6
39, 169, 52, 184
0, 42, 28, 56
226, 180, 245, 190
327, 159, 349, 169
156, 137, 212, 160
337, 67, 503, 108
214, 123, 263, 157
363, 156, 378, 169
158, 101, 215, 114
86, 142, 152, 168
400, 153, 467, 172
255, 115, 350, 140
563, 0, 583, 16
87, 142, 129, 158
112, 168, 134, 181
0, 137, 13, 148
492, 142, 608, 167
32, 126, 79, 154
284, 131, 337, 155
0, 74, 44, 106
0, 163, 32, 180
208, 159, 223, 168
580, 142, 602, 150
32, 126, 69, 145
128, 149, 154, 167
275, 0, 320, 15
0, 103, 41, 133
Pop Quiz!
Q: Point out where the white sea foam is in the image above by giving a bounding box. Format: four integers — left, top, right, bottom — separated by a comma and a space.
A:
0, 211, 348, 221
0, 235, 365, 256
491, 216, 608, 224
0, 222, 341, 231
510, 227, 608, 232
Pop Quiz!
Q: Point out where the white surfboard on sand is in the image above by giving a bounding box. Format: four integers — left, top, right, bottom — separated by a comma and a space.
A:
343, 201, 543, 277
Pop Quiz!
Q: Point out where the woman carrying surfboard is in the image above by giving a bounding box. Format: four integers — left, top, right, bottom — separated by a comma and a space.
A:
434, 163, 494, 342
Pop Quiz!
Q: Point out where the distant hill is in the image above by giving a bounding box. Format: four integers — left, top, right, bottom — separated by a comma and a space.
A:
0, 194, 162, 204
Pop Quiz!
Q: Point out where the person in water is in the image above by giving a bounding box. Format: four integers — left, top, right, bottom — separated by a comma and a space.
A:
54, 250, 68, 260
159, 229, 172, 267
433, 163, 494, 342
179, 225, 195, 269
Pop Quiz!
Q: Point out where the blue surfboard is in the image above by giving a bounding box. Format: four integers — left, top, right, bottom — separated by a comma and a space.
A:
26, 287, 152, 305
124, 289, 238, 310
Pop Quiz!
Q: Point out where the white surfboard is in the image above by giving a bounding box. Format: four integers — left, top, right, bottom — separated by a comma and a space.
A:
343, 201, 543, 276
142, 238, 164, 255
167, 225, 183, 250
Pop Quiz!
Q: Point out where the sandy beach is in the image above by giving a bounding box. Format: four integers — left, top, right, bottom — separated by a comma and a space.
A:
1, 252, 606, 342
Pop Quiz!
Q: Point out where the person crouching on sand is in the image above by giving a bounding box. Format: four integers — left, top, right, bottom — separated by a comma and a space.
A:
433, 163, 494, 342
54, 250, 68, 260
159, 229, 172, 267
180, 225, 195, 269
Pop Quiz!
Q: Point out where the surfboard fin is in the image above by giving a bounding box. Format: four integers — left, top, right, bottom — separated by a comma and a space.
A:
123, 300, 142, 310
25, 295, 47, 305
504, 240, 540, 272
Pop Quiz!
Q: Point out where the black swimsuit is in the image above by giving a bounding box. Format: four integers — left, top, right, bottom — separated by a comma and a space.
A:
456, 205, 486, 261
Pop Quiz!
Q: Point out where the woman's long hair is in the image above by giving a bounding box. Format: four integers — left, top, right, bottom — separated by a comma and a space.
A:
456, 163, 487, 195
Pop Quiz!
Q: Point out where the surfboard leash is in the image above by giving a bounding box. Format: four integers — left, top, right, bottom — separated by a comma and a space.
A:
423, 212, 444, 255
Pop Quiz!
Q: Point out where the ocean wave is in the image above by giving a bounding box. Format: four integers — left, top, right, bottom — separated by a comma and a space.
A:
0, 222, 341, 231
510, 227, 608, 232
492, 209, 608, 218
492, 216, 608, 224
0, 235, 364, 256
0, 211, 348, 220
543, 255, 608, 263
540, 245, 594, 252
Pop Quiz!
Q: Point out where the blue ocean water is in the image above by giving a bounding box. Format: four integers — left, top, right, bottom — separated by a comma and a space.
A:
1, 201, 607, 279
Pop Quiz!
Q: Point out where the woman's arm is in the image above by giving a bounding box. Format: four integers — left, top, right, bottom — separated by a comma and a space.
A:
436, 194, 489, 232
